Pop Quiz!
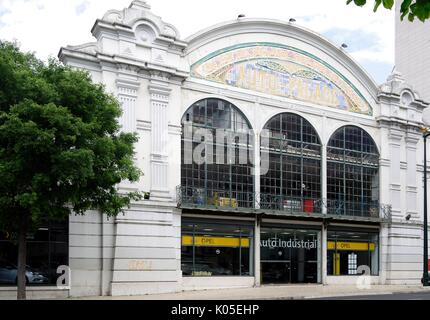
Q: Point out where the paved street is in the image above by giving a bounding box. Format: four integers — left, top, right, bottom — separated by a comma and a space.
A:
313, 291, 430, 300
70, 284, 430, 300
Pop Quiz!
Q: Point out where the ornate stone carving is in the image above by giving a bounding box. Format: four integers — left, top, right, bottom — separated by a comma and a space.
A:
103, 10, 124, 23
117, 63, 140, 74
401, 90, 414, 107
135, 23, 156, 43
149, 70, 171, 82
163, 25, 177, 39
67, 42, 99, 55
129, 0, 151, 10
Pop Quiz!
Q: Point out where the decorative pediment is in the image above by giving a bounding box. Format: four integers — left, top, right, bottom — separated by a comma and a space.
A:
191, 43, 372, 115
100, 0, 180, 40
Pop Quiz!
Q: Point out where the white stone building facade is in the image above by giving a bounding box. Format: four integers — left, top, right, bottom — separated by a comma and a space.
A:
41, 1, 430, 297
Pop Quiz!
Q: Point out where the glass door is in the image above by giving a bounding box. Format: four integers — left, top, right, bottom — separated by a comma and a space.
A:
261, 261, 291, 284
260, 227, 320, 284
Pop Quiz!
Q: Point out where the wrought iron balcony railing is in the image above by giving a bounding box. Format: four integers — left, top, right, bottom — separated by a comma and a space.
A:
177, 185, 255, 210
176, 185, 391, 221
326, 199, 381, 218
258, 194, 323, 214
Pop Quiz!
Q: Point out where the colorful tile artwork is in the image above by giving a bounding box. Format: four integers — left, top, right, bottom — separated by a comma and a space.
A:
191, 43, 372, 116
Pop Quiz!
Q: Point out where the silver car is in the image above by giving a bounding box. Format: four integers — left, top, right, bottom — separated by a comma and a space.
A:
0, 260, 49, 284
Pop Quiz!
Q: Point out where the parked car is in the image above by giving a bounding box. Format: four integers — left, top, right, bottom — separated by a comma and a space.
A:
0, 260, 49, 285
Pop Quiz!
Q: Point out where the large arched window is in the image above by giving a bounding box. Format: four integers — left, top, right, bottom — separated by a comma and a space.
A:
260, 113, 322, 212
180, 98, 254, 209
327, 126, 379, 217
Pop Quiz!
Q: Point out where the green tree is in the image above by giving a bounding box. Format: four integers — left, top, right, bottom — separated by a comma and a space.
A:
0, 41, 142, 299
347, 0, 430, 22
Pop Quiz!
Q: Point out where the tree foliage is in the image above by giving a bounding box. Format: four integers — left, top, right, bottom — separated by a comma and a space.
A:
347, 0, 430, 22
0, 41, 142, 298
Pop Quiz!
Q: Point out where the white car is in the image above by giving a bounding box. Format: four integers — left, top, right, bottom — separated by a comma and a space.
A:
0, 260, 49, 285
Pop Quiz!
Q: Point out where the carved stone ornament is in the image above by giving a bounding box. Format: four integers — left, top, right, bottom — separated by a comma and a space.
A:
103, 10, 124, 23
149, 70, 171, 82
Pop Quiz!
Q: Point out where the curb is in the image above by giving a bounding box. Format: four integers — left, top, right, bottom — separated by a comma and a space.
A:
301, 289, 430, 300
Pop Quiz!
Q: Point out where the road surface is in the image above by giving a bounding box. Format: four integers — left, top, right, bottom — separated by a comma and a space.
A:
312, 291, 430, 300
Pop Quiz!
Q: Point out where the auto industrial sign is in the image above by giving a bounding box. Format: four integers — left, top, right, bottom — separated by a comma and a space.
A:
260, 237, 318, 250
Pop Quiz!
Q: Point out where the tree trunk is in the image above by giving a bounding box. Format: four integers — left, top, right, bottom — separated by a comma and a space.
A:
17, 212, 28, 300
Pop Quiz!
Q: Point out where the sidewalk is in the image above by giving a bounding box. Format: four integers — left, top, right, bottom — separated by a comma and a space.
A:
73, 284, 430, 300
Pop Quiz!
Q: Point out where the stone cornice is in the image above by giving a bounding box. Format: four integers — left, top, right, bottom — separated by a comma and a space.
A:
59, 47, 189, 80
116, 78, 141, 91
148, 84, 172, 99
376, 116, 423, 132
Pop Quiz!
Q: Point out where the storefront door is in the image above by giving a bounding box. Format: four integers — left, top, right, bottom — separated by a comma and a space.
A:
261, 261, 291, 284
260, 227, 321, 284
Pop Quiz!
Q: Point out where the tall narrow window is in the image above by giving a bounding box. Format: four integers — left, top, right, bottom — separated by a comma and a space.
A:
327, 126, 379, 217
180, 99, 254, 209
260, 113, 321, 213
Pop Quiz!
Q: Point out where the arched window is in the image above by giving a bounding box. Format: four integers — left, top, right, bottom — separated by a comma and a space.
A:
327, 126, 379, 217
260, 113, 322, 212
180, 98, 254, 209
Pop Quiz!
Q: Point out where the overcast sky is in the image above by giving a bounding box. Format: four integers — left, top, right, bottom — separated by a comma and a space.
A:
0, 0, 395, 84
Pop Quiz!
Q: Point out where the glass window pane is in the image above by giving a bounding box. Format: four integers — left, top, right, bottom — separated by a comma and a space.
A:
260, 113, 321, 212
327, 229, 379, 276
181, 220, 254, 277
0, 218, 68, 286
181, 99, 254, 209
327, 126, 379, 217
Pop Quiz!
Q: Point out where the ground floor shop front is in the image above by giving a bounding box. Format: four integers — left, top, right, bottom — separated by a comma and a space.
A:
1, 209, 423, 298
181, 214, 381, 288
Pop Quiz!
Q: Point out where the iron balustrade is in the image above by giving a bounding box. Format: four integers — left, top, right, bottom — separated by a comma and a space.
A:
176, 185, 392, 221
176, 185, 256, 210
326, 199, 380, 218
258, 194, 323, 214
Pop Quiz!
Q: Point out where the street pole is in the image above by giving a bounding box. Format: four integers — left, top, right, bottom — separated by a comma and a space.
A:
423, 131, 430, 286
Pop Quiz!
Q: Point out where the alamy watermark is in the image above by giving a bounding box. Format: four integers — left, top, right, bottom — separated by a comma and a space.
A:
356, 265, 372, 290
56, 265, 71, 289
182, 122, 270, 175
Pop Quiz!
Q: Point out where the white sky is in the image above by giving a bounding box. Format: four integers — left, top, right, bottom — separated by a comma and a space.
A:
0, 0, 395, 83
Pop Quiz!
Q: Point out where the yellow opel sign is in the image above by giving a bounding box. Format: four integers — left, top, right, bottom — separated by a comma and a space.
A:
328, 241, 375, 251
182, 235, 250, 248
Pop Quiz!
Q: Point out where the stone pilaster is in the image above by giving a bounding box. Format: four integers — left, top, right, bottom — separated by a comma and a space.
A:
149, 72, 172, 201
405, 132, 420, 220
116, 78, 140, 133
388, 128, 403, 219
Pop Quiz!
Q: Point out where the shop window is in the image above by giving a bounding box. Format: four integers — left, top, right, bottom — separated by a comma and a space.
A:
0, 218, 68, 286
327, 230, 379, 276
181, 220, 254, 277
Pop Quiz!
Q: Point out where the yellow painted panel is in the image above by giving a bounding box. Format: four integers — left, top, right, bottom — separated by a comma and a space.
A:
328, 241, 376, 251
182, 235, 250, 248
334, 253, 340, 275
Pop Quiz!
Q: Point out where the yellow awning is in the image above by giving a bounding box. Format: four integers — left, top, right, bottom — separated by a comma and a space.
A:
328, 241, 376, 251
182, 235, 250, 248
